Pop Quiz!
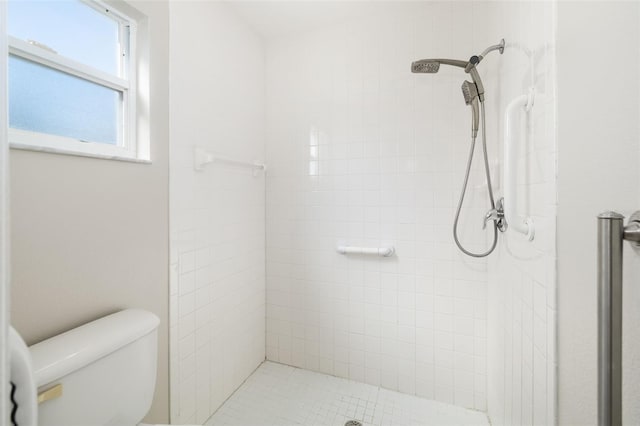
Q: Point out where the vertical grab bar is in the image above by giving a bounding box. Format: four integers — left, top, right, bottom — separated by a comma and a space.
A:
598, 212, 624, 426
503, 88, 536, 241
597, 211, 640, 426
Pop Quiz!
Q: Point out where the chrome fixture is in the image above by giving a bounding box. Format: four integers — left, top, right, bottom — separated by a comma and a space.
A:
597, 211, 640, 426
478, 40, 506, 61
411, 39, 506, 257
483, 198, 507, 232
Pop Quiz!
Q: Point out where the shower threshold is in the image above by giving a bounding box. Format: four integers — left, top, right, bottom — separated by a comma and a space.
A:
205, 361, 488, 426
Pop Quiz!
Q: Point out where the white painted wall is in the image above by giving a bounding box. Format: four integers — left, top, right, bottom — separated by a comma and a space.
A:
265, 2, 495, 411
556, 2, 640, 424
484, 2, 557, 425
168, 2, 266, 423
0, 2, 8, 423
10, 1, 171, 422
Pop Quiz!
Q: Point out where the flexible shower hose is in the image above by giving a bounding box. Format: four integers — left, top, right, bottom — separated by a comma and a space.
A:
452, 101, 498, 257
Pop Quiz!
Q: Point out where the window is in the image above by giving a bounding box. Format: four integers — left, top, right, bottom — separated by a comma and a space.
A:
7, 0, 144, 161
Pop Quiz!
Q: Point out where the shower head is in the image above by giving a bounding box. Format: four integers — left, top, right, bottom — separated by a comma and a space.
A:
461, 81, 480, 138
411, 39, 505, 100
411, 60, 440, 73
411, 56, 485, 99
411, 58, 467, 73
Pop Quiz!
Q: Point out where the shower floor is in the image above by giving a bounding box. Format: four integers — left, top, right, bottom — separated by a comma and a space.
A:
205, 362, 489, 426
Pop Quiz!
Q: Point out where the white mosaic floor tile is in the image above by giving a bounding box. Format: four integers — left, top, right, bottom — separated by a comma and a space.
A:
205, 362, 488, 426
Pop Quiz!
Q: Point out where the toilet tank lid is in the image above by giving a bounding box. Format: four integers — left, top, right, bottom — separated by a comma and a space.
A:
29, 309, 160, 386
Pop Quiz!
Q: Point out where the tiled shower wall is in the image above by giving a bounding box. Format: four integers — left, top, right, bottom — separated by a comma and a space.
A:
169, 2, 266, 424
167, 1, 557, 423
483, 2, 557, 425
265, 3, 500, 411
487, 2, 557, 425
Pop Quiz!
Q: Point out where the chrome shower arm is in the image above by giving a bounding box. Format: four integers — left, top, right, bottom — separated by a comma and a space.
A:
465, 39, 506, 74
466, 39, 505, 98
480, 38, 505, 58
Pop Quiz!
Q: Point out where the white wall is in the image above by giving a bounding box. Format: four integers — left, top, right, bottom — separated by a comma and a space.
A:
265, 2, 495, 411
10, 1, 171, 422
0, 2, 7, 423
556, 2, 640, 424
484, 2, 557, 425
168, 2, 266, 424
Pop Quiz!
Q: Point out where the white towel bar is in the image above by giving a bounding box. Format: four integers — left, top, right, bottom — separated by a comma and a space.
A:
337, 246, 395, 257
194, 146, 266, 175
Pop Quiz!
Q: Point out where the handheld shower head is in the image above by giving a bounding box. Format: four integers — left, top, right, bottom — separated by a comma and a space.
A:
461, 81, 480, 138
461, 80, 479, 105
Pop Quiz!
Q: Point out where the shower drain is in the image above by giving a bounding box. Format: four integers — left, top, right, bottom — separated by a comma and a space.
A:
344, 421, 363, 426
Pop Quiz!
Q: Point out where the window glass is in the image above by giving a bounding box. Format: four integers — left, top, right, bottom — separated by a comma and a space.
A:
8, 0, 120, 75
9, 55, 120, 145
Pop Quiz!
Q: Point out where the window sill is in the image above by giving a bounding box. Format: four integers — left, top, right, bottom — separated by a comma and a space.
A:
10, 143, 152, 164
9, 129, 151, 164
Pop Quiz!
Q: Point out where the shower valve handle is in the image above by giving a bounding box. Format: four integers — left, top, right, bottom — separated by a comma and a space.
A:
483, 198, 507, 232
482, 210, 498, 229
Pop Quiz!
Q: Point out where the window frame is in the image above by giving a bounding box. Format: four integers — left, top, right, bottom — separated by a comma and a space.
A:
7, 0, 145, 163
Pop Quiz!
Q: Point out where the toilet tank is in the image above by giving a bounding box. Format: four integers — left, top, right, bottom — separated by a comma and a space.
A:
29, 309, 160, 426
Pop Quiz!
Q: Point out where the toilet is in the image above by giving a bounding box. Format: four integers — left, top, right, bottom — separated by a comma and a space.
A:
29, 309, 186, 426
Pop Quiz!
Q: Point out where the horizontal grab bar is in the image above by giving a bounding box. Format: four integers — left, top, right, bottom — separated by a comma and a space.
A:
337, 246, 395, 257
194, 146, 266, 175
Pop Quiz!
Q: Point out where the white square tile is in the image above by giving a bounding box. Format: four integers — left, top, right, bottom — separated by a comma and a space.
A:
171, 3, 556, 425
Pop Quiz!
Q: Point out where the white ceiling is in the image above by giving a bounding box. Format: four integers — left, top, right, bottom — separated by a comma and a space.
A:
225, 1, 400, 39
